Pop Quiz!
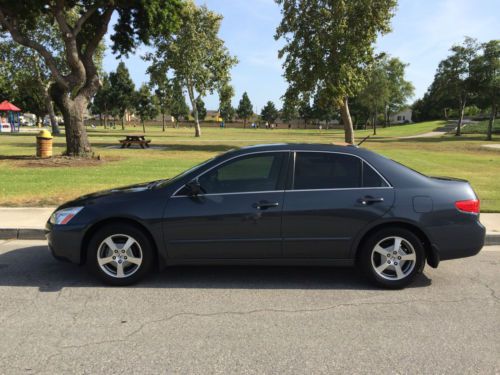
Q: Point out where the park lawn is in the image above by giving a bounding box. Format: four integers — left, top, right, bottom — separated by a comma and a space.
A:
0, 120, 499, 211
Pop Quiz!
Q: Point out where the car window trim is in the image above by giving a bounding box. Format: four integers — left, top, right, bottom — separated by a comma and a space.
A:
290, 150, 392, 191
172, 150, 290, 198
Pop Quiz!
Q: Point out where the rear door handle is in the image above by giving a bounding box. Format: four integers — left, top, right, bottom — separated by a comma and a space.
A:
358, 196, 384, 205
253, 201, 280, 210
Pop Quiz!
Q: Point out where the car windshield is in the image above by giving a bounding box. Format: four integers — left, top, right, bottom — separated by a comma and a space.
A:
152, 157, 217, 189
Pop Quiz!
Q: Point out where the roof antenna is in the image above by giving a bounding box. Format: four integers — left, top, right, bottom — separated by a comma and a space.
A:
357, 135, 370, 146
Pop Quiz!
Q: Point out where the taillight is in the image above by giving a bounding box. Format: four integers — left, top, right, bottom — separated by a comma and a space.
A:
455, 199, 480, 214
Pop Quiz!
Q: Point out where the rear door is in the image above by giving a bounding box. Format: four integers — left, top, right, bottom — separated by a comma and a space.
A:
282, 151, 395, 259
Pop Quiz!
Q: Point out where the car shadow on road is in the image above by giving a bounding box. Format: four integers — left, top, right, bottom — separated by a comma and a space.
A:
0, 244, 432, 291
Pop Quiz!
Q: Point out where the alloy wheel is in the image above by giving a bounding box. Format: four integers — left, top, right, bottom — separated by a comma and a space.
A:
97, 234, 143, 278
370, 236, 416, 280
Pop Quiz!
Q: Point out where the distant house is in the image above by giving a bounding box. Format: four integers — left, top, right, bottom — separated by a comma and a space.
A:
390, 108, 412, 124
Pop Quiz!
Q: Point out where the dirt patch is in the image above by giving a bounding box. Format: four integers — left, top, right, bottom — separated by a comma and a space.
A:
2, 155, 122, 168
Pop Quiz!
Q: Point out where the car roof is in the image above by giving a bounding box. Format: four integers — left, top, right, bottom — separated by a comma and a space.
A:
237, 143, 361, 153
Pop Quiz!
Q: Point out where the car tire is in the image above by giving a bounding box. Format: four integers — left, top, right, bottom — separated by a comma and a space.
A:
87, 223, 154, 286
358, 227, 425, 289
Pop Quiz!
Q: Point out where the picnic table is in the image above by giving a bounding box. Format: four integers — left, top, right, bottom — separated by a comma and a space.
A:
119, 134, 151, 149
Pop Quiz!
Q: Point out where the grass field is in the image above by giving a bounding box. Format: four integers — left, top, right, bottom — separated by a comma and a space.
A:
1, 120, 499, 211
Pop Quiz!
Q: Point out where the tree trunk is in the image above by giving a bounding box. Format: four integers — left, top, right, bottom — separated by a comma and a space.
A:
121, 116, 125, 130
142, 120, 146, 133
373, 113, 377, 135
456, 99, 466, 136
162, 112, 165, 132
53, 93, 92, 156
339, 97, 355, 144
243, 118, 246, 128
487, 104, 496, 141
43, 89, 61, 136
187, 85, 201, 137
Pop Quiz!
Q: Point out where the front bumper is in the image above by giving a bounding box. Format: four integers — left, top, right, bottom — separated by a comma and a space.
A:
427, 219, 486, 261
45, 221, 86, 264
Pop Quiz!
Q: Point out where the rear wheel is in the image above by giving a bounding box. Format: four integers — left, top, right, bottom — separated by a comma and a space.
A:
359, 227, 425, 289
87, 224, 154, 286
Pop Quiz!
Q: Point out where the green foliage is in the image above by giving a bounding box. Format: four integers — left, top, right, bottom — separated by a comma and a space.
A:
218, 83, 235, 122
236, 92, 253, 125
135, 84, 159, 126
147, 0, 237, 136
91, 73, 112, 118
280, 91, 298, 124
275, 0, 397, 142
108, 62, 135, 122
261, 101, 279, 124
192, 97, 207, 121
0, 0, 183, 155
170, 79, 189, 123
470, 40, 499, 140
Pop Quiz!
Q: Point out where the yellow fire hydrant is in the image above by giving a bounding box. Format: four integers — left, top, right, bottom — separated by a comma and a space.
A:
36, 129, 53, 158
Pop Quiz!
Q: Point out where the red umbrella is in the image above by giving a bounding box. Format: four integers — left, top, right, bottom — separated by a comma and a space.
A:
0, 100, 21, 112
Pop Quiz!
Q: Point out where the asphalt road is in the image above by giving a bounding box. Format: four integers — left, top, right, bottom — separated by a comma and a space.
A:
0, 240, 498, 374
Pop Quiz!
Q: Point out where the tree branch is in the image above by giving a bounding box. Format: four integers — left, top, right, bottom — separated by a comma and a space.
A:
74, 3, 100, 35
0, 9, 68, 90
52, 0, 86, 83
83, 5, 115, 61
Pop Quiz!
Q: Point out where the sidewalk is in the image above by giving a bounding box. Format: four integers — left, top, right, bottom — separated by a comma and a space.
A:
0, 207, 499, 244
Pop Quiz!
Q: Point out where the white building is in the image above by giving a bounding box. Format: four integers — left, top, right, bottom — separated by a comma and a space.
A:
390, 108, 412, 124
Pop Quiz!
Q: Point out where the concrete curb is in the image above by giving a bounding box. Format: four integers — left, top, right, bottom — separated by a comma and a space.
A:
1, 227, 499, 245
0, 228, 46, 240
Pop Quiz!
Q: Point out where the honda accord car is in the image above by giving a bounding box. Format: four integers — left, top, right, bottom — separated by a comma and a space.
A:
45, 143, 485, 288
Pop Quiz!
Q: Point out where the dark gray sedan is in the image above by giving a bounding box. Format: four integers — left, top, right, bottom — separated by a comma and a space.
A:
46, 144, 485, 288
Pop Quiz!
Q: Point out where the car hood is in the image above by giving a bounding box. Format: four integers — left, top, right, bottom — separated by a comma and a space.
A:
59, 180, 161, 208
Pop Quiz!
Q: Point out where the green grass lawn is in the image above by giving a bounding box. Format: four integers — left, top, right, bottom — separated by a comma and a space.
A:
462, 119, 500, 134
1, 120, 499, 211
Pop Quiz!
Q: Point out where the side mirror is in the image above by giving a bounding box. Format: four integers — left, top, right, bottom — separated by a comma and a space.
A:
185, 179, 203, 196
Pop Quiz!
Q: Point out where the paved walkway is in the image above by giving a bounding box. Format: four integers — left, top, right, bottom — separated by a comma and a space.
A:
399, 131, 446, 139
482, 144, 500, 150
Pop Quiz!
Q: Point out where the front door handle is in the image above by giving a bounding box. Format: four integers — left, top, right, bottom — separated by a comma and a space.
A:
253, 201, 280, 210
358, 196, 384, 205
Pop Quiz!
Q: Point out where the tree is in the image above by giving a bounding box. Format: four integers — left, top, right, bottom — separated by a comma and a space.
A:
0, 20, 65, 135
192, 97, 207, 121
298, 94, 314, 128
471, 40, 499, 140
219, 83, 235, 122
108, 62, 135, 130
261, 101, 279, 125
237, 92, 253, 127
148, 66, 173, 132
147, 1, 237, 137
281, 91, 298, 127
432, 37, 479, 136
91, 73, 112, 128
170, 79, 190, 126
275, 0, 397, 144
384, 57, 414, 126
135, 84, 159, 133
0, 1, 182, 156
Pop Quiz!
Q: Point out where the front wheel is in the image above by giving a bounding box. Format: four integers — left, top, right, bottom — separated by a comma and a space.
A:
87, 224, 154, 286
358, 228, 425, 289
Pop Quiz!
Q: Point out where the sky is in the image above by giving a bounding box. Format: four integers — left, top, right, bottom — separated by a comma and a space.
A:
103, 0, 500, 112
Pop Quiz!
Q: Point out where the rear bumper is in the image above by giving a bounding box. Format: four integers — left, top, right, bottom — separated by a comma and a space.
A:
426, 219, 485, 261
45, 222, 86, 264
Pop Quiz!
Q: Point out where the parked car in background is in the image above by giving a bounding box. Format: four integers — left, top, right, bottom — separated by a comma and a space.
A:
46, 144, 485, 288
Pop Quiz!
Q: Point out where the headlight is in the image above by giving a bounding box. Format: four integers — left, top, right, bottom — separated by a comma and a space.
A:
49, 207, 84, 225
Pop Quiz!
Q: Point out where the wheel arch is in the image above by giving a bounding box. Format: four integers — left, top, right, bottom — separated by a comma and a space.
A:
80, 217, 162, 268
352, 220, 439, 268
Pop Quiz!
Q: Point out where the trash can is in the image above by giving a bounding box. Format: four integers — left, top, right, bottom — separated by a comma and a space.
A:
36, 129, 53, 158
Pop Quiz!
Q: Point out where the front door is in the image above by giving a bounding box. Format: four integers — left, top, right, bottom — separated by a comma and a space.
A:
282, 151, 395, 259
163, 152, 289, 259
